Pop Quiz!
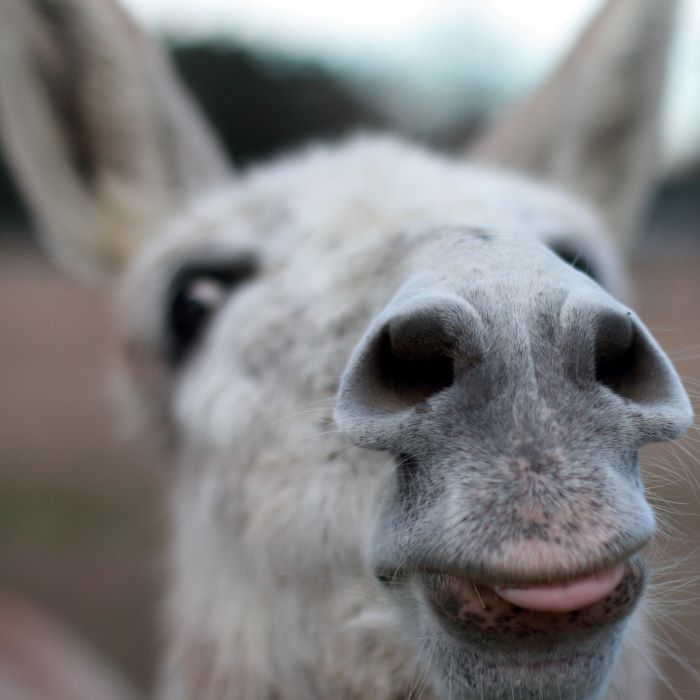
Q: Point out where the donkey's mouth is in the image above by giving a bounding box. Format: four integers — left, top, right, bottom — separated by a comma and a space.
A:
492, 562, 625, 613
418, 556, 646, 643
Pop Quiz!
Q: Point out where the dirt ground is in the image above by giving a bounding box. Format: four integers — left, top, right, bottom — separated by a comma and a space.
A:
1, 242, 698, 697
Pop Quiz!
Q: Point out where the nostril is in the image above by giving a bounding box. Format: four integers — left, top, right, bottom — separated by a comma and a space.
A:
377, 314, 455, 405
586, 308, 692, 442
594, 312, 637, 398
593, 311, 671, 405
336, 295, 482, 440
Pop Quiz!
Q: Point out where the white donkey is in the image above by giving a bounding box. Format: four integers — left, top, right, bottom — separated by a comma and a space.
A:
0, 1, 693, 699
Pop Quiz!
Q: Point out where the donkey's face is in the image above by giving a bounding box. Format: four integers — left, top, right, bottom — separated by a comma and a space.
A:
0, 1, 691, 698
118, 137, 690, 699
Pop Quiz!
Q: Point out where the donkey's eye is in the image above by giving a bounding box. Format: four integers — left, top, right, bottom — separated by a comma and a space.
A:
170, 276, 226, 361
166, 256, 258, 365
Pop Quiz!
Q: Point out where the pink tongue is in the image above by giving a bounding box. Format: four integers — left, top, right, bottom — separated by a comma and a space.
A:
494, 563, 625, 613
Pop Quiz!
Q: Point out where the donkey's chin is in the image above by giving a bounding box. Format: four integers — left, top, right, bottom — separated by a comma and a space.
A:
408, 557, 646, 699
423, 634, 622, 700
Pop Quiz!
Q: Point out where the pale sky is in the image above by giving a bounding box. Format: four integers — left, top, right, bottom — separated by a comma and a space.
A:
120, 0, 700, 170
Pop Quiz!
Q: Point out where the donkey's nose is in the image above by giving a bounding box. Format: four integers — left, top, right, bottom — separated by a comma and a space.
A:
336, 292, 692, 451
568, 306, 693, 442
335, 294, 482, 448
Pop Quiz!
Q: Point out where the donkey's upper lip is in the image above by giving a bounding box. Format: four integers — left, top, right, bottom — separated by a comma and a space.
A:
376, 543, 648, 589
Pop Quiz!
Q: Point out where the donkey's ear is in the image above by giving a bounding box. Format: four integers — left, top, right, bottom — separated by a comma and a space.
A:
468, 0, 676, 253
0, 0, 230, 281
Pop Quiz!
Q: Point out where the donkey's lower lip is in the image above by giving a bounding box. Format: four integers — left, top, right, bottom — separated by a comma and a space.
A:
418, 557, 646, 640
494, 562, 626, 613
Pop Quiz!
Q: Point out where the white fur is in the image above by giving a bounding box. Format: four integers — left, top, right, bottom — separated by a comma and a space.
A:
0, 1, 689, 698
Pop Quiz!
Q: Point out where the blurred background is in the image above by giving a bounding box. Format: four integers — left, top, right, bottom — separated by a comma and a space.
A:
1, 0, 699, 696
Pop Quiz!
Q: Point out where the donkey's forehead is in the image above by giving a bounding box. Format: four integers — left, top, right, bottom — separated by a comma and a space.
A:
242, 136, 600, 238
132, 135, 623, 313
168, 136, 604, 254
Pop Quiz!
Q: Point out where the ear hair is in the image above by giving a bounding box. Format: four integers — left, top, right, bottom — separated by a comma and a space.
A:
467, 0, 677, 253
0, 0, 230, 281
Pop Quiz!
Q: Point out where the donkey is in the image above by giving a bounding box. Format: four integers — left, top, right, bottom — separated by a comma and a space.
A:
0, 0, 693, 698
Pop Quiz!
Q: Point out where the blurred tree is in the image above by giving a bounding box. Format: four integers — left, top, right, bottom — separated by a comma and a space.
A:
171, 42, 387, 167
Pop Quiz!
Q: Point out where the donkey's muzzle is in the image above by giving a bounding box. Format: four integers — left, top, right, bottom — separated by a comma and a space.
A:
335, 290, 692, 451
